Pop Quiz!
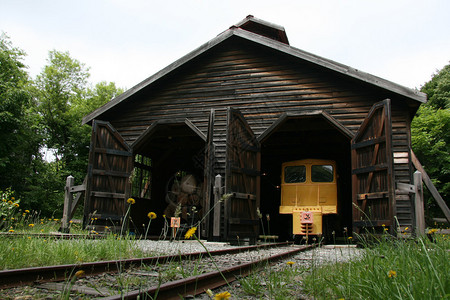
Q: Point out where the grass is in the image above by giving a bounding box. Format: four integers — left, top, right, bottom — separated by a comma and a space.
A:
235, 233, 449, 300
301, 234, 450, 300
0, 233, 151, 270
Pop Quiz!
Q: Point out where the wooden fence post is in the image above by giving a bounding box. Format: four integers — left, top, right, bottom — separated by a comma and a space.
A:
61, 175, 74, 233
414, 171, 425, 236
213, 174, 223, 239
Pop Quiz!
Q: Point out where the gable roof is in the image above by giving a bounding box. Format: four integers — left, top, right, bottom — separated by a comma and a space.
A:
83, 16, 427, 125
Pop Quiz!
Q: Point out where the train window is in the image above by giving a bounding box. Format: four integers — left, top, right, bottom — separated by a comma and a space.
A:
311, 165, 334, 182
284, 166, 306, 183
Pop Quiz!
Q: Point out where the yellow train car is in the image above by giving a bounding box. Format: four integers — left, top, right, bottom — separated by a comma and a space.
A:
280, 159, 337, 236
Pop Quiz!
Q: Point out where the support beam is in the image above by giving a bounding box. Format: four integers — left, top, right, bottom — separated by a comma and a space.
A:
411, 151, 450, 223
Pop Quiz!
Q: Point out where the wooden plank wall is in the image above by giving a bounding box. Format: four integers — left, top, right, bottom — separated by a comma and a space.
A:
108, 38, 415, 228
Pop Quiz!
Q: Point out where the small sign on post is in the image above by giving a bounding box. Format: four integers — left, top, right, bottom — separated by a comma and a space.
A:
171, 217, 181, 238
301, 211, 313, 224
171, 217, 181, 228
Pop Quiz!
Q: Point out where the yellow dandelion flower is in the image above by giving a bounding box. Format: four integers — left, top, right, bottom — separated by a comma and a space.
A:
29, 224, 34, 227
25, 210, 30, 213
9, 229, 14, 233
147, 212, 157, 219
384, 228, 388, 231
214, 291, 231, 300
388, 270, 397, 278
8, 200, 13, 204
69, 220, 73, 223
428, 228, 438, 234
28, 236, 31, 239
127, 198, 135, 205
14, 203, 19, 207
40, 222, 44, 225
348, 236, 353, 240
53, 219, 59, 221
404, 227, 409, 231
40, 229, 44, 232
163, 214, 166, 218
11, 197, 15, 200
74, 270, 85, 278
382, 224, 385, 227
184, 226, 197, 239
286, 261, 295, 266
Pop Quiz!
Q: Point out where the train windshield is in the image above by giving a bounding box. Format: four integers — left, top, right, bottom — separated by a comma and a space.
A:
311, 165, 334, 182
284, 165, 306, 183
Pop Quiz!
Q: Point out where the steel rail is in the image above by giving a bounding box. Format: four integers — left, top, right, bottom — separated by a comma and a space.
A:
102, 244, 315, 300
0, 241, 291, 289
0, 232, 107, 239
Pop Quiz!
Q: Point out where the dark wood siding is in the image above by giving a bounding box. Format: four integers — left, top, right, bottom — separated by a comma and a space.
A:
103, 37, 414, 227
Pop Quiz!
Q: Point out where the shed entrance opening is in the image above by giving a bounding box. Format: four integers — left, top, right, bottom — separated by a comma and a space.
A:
130, 120, 207, 237
258, 112, 353, 241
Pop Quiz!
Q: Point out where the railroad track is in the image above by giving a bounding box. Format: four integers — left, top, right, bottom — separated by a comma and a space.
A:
0, 241, 316, 299
0, 232, 107, 240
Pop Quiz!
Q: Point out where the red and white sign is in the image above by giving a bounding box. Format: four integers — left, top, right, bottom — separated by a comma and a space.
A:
301, 211, 313, 224
170, 217, 181, 228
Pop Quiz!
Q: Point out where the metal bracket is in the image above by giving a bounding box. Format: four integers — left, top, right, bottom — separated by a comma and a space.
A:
397, 182, 416, 194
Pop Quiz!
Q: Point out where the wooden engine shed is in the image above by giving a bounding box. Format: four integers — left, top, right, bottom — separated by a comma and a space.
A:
82, 16, 427, 242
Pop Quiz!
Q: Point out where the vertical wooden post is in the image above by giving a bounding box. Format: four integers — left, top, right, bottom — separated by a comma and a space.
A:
414, 171, 425, 236
61, 175, 74, 233
213, 174, 222, 239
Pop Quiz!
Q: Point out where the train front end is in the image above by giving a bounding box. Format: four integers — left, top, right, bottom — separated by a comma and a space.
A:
279, 159, 337, 236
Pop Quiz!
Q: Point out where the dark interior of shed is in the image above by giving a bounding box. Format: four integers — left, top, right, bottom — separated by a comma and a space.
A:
130, 123, 206, 236
260, 115, 352, 241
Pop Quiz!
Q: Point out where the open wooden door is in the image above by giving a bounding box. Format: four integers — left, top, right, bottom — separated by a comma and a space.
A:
351, 99, 396, 232
84, 120, 133, 231
225, 108, 261, 244
203, 109, 216, 239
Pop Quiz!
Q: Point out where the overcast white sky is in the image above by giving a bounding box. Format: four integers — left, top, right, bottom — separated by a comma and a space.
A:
1, 0, 449, 92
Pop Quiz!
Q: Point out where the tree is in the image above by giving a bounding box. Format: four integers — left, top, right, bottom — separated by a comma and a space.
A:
420, 64, 450, 110
412, 64, 450, 220
1, 37, 124, 217
0, 34, 42, 195
32, 51, 124, 217
33, 50, 90, 165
